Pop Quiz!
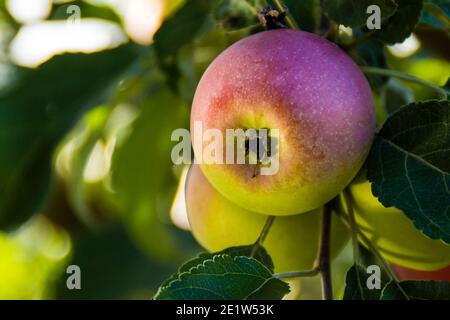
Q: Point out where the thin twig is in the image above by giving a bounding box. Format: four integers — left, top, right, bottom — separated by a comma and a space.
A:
361, 66, 448, 99
325, 21, 339, 43
251, 215, 275, 257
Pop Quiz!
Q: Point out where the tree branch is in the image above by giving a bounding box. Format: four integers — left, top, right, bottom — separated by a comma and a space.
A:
317, 203, 333, 300
361, 66, 448, 99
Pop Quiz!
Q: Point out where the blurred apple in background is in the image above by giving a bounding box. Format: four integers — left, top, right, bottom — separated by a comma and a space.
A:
0, 216, 71, 299
185, 165, 350, 273
393, 265, 450, 282
348, 176, 450, 271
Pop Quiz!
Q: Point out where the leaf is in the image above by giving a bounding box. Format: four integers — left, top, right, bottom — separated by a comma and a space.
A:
382, 79, 415, 115
160, 244, 275, 288
283, 0, 321, 33
153, 0, 218, 91
153, 0, 218, 60
322, 0, 397, 28
111, 88, 190, 260
343, 264, 384, 300
214, 0, 264, 31
367, 100, 450, 243
0, 44, 142, 229
381, 280, 450, 300
154, 254, 290, 300
375, 0, 424, 44
354, 36, 388, 89
443, 78, 450, 100
55, 226, 198, 299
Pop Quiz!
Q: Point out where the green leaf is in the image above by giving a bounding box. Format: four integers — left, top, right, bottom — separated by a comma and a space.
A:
154, 0, 218, 60
367, 100, 450, 243
322, 0, 397, 28
154, 254, 290, 300
381, 280, 450, 300
111, 87, 190, 260
153, 0, 218, 91
214, 0, 264, 31
283, 0, 321, 33
443, 78, 450, 100
55, 226, 197, 299
375, 0, 424, 44
382, 79, 415, 115
160, 244, 275, 288
354, 37, 388, 89
0, 44, 141, 229
343, 265, 384, 300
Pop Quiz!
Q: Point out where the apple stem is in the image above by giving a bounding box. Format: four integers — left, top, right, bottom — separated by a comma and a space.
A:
251, 215, 276, 257
325, 21, 340, 43
318, 202, 333, 300
361, 66, 448, 100
272, 0, 299, 30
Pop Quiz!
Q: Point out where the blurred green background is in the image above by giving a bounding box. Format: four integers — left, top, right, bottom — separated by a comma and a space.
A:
0, 0, 448, 299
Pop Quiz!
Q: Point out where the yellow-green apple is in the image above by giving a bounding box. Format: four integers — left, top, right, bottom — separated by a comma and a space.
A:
186, 165, 350, 273
393, 264, 450, 282
349, 177, 450, 271
191, 29, 376, 215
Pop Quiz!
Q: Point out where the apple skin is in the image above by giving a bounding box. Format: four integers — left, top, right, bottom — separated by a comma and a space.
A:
349, 178, 450, 271
191, 29, 375, 216
186, 165, 350, 273
393, 264, 450, 282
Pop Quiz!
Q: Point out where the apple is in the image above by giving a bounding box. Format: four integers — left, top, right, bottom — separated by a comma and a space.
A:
190, 29, 375, 216
186, 165, 350, 273
349, 177, 450, 271
393, 264, 450, 282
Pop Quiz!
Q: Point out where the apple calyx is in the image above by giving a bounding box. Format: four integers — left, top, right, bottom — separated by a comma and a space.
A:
242, 127, 278, 178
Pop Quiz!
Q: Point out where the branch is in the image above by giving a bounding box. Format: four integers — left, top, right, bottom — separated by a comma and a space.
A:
361, 66, 448, 99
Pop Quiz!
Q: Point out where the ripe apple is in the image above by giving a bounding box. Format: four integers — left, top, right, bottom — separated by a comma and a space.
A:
349, 177, 450, 271
186, 165, 350, 273
191, 29, 375, 216
393, 264, 450, 282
